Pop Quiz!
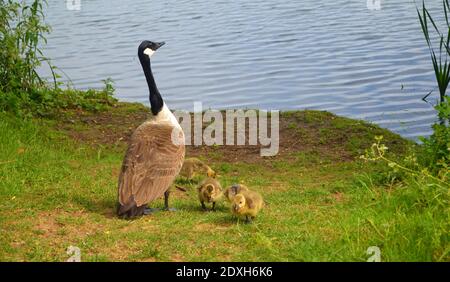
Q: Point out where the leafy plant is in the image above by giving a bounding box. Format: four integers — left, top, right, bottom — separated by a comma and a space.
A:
0, 1, 118, 117
362, 135, 448, 184
0, 79, 118, 117
419, 96, 450, 175
417, 1, 450, 174
0, 0, 52, 93
417, 0, 450, 106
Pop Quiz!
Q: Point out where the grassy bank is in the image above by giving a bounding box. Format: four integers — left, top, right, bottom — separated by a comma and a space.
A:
0, 0, 447, 262
0, 103, 447, 262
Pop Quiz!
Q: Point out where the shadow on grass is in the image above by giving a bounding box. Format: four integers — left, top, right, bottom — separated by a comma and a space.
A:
213, 214, 239, 225
174, 201, 230, 213
71, 195, 117, 218
174, 177, 202, 187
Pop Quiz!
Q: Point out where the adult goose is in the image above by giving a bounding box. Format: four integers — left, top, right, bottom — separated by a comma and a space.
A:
117, 41, 185, 218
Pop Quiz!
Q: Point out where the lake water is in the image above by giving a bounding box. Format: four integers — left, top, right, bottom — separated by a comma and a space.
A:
40, 0, 444, 140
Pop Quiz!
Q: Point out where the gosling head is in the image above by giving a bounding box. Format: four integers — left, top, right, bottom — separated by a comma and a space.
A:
231, 184, 240, 194
206, 184, 221, 200
138, 40, 165, 58
232, 194, 246, 212
225, 184, 239, 200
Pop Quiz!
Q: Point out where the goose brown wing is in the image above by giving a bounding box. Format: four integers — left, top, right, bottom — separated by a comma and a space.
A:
118, 122, 185, 207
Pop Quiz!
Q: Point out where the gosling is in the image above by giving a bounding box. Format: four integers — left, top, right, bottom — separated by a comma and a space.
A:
231, 191, 264, 223
224, 184, 249, 202
180, 158, 216, 180
198, 177, 223, 211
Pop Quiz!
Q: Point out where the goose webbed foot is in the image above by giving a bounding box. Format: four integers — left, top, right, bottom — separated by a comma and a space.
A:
143, 207, 160, 215
164, 207, 178, 212
245, 216, 252, 224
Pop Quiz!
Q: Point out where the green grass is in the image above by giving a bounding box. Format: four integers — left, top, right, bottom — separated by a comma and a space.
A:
0, 108, 448, 262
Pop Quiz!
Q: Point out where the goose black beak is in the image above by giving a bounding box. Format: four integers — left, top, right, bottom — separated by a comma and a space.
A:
154, 41, 165, 50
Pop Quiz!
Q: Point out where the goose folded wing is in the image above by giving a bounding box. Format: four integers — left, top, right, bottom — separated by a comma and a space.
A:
118, 123, 185, 207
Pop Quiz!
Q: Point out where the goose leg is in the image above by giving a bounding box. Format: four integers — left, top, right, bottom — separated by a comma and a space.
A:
164, 190, 177, 211
201, 201, 207, 211
211, 202, 216, 211
245, 215, 252, 224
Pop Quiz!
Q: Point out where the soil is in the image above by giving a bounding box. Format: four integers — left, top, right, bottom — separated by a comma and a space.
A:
55, 103, 409, 165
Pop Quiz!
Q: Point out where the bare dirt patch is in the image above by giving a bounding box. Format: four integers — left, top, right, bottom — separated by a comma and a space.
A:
55, 104, 409, 166
33, 210, 99, 238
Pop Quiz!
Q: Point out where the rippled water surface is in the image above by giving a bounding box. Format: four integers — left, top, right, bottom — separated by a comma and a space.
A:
41, 0, 444, 139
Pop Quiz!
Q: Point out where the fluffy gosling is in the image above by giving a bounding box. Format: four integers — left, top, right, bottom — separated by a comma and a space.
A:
224, 184, 249, 202
198, 177, 223, 211
231, 191, 263, 223
180, 158, 216, 180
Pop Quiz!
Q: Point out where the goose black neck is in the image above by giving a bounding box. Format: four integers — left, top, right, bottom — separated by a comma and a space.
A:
139, 54, 163, 115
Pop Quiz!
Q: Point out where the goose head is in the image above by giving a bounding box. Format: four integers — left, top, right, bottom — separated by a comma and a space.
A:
138, 40, 165, 58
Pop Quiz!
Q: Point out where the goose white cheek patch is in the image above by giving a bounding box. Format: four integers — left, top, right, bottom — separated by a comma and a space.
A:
143, 48, 155, 57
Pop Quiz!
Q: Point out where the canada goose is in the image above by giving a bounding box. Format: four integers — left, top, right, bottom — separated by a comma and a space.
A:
224, 184, 249, 202
179, 157, 216, 180
117, 41, 185, 218
198, 177, 223, 211
231, 191, 264, 223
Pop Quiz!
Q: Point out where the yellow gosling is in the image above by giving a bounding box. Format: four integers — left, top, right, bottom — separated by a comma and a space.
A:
197, 177, 223, 211
231, 191, 264, 223
179, 158, 216, 180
